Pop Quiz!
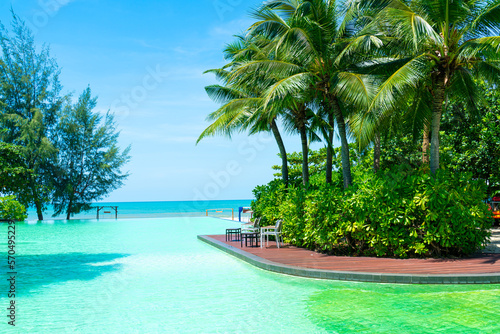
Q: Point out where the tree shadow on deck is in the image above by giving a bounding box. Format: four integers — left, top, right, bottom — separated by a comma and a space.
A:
476, 254, 500, 265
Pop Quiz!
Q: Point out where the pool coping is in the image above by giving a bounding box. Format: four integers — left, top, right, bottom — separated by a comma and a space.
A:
198, 235, 500, 284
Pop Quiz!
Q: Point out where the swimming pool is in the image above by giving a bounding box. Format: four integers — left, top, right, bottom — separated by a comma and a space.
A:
2, 218, 499, 333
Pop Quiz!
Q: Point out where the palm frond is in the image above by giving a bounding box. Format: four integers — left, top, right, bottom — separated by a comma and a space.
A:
263, 72, 314, 106
223, 39, 247, 60
262, 0, 301, 18
476, 61, 500, 86
230, 60, 302, 84
335, 72, 375, 110
277, 26, 319, 65
457, 36, 500, 61
349, 110, 379, 150
246, 108, 279, 135
205, 85, 248, 104
197, 98, 261, 143
448, 67, 481, 115
203, 68, 231, 83
369, 54, 430, 116
468, 0, 500, 37
380, 6, 442, 51
249, 8, 290, 39
335, 34, 383, 64
404, 87, 431, 141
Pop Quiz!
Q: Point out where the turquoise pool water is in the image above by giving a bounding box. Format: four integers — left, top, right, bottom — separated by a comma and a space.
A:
1, 218, 499, 333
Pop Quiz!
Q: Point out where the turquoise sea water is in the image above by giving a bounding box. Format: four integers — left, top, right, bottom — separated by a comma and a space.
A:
26, 200, 253, 221
1, 217, 499, 333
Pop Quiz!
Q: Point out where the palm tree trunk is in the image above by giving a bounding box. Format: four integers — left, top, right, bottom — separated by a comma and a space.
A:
326, 112, 334, 184
430, 75, 446, 174
270, 118, 288, 187
299, 124, 309, 186
373, 131, 380, 173
422, 123, 430, 164
331, 98, 352, 188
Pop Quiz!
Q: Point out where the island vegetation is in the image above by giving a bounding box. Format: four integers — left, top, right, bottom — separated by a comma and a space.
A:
199, 0, 500, 258
0, 13, 130, 220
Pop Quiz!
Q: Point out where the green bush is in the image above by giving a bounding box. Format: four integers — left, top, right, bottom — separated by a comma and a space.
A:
251, 179, 286, 226
252, 166, 492, 258
0, 195, 28, 221
278, 185, 307, 246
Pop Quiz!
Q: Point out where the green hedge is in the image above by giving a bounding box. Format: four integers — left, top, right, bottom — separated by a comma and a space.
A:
252, 167, 492, 258
0, 195, 27, 221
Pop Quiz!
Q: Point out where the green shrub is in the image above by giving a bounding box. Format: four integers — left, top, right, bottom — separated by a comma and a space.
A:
0, 195, 28, 221
278, 186, 307, 246
252, 166, 492, 258
251, 179, 287, 226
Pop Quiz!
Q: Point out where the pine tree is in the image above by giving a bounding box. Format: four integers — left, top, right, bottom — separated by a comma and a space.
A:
52, 88, 130, 220
0, 12, 64, 220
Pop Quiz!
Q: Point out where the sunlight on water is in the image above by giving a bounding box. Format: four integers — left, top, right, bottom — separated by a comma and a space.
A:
1, 218, 499, 333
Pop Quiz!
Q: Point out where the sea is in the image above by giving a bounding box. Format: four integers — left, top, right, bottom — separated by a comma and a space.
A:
25, 199, 253, 221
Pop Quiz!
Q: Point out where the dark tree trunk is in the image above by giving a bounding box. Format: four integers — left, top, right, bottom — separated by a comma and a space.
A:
31, 178, 44, 220
326, 112, 334, 184
430, 75, 446, 174
331, 98, 352, 189
66, 197, 73, 220
270, 118, 289, 187
373, 131, 380, 173
35, 200, 44, 221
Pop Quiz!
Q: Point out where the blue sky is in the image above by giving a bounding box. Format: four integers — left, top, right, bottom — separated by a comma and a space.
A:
0, 0, 328, 202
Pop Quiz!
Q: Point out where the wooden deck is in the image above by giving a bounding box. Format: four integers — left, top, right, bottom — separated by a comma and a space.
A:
203, 235, 500, 282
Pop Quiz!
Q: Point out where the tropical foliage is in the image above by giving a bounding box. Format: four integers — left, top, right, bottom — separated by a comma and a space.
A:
0, 142, 30, 221
441, 81, 500, 197
201, 0, 500, 257
0, 13, 130, 220
253, 165, 491, 258
0, 195, 27, 221
0, 142, 32, 203
358, 0, 500, 174
51, 88, 130, 220
0, 14, 62, 220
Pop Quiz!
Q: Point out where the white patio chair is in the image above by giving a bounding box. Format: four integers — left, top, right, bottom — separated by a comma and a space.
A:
260, 219, 283, 248
241, 217, 260, 233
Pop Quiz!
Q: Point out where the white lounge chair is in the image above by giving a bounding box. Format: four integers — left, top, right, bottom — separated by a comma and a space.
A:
260, 219, 283, 248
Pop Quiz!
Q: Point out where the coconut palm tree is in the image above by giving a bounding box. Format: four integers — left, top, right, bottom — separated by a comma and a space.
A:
270, 93, 319, 186
197, 35, 291, 186
363, 0, 500, 174
245, 0, 373, 188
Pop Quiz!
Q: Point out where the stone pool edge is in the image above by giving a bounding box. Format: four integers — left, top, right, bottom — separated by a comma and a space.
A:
198, 235, 500, 284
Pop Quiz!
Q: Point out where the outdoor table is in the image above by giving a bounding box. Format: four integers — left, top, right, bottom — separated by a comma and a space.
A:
241, 232, 259, 247
226, 228, 241, 241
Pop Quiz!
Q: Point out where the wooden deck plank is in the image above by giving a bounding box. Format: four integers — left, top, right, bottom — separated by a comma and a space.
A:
207, 235, 500, 275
